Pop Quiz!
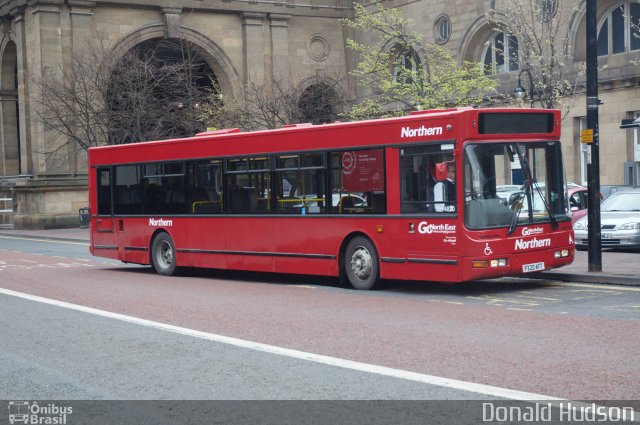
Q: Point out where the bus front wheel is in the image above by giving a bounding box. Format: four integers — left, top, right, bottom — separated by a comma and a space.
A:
151, 232, 177, 276
344, 236, 380, 290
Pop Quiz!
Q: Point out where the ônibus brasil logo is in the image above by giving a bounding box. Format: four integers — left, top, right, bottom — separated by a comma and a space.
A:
7, 401, 73, 425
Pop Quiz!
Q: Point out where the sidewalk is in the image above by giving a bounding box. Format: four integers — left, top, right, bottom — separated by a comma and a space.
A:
0, 227, 638, 286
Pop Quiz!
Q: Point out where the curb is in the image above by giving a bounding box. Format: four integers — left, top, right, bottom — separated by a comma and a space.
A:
528, 271, 640, 287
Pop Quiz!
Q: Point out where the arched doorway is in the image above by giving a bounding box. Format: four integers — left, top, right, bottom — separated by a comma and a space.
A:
107, 38, 222, 144
1, 40, 20, 176
298, 83, 339, 124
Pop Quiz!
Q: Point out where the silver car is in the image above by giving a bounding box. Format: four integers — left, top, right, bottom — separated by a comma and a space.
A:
573, 191, 640, 249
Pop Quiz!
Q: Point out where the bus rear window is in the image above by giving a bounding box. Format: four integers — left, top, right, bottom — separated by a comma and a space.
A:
478, 113, 554, 134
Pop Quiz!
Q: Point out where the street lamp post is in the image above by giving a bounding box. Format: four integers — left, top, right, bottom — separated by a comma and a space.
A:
514, 68, 534, 108
586, 0, 602, 272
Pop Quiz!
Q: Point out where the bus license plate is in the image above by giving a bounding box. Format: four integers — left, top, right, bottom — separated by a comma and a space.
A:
523, 262, 545, 273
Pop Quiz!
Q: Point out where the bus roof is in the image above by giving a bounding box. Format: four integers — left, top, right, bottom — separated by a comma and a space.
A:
89, 108, 560, 167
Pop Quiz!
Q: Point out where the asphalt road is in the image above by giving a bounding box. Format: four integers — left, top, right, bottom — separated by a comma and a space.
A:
1, 235, 639, 407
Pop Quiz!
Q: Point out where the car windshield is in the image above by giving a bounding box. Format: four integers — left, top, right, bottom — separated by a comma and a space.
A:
601, 192, 640, 211
464, 141, 567, 230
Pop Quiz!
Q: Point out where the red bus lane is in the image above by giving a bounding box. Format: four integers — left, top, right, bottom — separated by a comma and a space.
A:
1, 249, 638, 401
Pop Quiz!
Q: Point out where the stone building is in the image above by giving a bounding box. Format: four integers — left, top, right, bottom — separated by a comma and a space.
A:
0, 0, 638, 228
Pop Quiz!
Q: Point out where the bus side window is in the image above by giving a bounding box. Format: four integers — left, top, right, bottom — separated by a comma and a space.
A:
97, 168, 112, 215
228, 186, 256, 214
399, 145, 455, 214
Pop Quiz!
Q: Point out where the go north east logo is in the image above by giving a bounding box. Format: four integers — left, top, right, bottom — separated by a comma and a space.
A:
7, 401, 73, 425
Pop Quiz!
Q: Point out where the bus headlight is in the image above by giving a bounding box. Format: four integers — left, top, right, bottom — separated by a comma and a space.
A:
554, 249, 570, 258
472, 258, 508, 268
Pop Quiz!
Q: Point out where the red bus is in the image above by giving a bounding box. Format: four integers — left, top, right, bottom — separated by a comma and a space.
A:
88, 107, 574, 290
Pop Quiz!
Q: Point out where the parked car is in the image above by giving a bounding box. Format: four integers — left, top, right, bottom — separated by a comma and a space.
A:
573, 191, 640, 249
496, 184, 589, 223
567, 184, 590, 223
600, 185, 640, 199
287, 193, 366, 209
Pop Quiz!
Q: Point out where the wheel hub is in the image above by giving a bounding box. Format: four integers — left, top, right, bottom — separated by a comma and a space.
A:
351, 247, 372, 280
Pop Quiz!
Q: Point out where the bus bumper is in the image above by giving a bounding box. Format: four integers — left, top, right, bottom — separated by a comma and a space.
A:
462, 247, 574, 281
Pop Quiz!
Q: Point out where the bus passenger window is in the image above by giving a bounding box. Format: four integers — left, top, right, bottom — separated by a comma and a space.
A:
114, 165, 142, 215
399, 145, 455, 214
225, 156, 269, 214
97, 168, 112, 215
275, 153, 326, 215
188, 160, 223, 214
329, 149, 385, 214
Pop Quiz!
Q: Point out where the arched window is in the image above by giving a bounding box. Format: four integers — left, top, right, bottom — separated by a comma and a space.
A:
482, 31, 519, 75
298, 83, 338, 124
434, 15, 452, 45
597, 2, 640, 56
391, 47, 420, 84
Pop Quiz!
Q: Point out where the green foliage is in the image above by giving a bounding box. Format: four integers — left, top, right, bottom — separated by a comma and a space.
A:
488, 0, 584, 113
341, 3, 496, 120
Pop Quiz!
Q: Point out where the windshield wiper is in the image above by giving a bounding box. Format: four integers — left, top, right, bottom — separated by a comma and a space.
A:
532, 181, 559, 229
508, 191, 525, 235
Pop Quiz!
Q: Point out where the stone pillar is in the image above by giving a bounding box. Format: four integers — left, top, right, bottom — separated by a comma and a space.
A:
269, 14, 291, 80
0, 88, 19, 176
10, 9, 32, 177
26, 0, 66, 176
242, 12, 268, 85
68, 1, 96, 175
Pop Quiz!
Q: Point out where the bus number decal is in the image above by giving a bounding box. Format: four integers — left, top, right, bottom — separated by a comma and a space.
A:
149, 218, 173, 227
417, 221, 456, 235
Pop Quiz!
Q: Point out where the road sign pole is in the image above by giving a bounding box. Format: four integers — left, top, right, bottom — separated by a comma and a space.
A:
586, 0, 602, 272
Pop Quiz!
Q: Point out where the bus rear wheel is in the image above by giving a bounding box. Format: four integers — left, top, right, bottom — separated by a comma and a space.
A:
344, 236, 380, 290
151, 232, 177, 276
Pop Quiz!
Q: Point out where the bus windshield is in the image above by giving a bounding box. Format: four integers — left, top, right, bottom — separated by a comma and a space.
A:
463, 141, 567, 230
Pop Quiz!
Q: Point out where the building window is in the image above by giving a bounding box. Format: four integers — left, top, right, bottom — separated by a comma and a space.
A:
434, 15, 452, 45
538, 0, 558, 22
597, 2, 640, 56
391, 47, 420, 84
482, 31, 519, 75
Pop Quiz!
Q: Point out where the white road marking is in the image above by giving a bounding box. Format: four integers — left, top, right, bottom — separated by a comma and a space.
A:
0, 235, 88, 246
0, 287, 561, 401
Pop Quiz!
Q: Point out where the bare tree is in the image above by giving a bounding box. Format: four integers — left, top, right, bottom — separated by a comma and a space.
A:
200, 74, 347, 131
488, 0, 585, 113
33, 33, 218, 160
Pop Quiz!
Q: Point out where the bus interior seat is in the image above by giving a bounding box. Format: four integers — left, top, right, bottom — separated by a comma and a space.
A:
340, 196, 355, 212
229, 187, 256, 213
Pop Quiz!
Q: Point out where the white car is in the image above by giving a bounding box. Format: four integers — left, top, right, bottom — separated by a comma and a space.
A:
573, 191, 640, 249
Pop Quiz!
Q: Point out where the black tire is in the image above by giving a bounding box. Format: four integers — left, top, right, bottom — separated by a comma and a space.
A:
344, 236, 380, 290
151, 232, 177, 276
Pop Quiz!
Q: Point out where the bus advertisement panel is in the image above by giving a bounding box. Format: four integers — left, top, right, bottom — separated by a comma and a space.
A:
88, 108, 574, 290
